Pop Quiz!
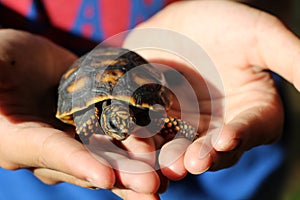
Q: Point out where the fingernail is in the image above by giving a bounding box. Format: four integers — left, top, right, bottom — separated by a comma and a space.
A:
87, 173, 115, 189
87, 178, 110, 189
216, 138, 240, 151
199, 145, 213, 159
87, 178, 99, 188
196, 153, 212, 174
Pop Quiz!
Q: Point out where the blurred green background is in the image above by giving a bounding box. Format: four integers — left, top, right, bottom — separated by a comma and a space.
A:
249, 0, 300, 199
279, 1, 300, 199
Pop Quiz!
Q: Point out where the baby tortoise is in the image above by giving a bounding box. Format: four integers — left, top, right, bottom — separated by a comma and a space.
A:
56, 47, 197, 143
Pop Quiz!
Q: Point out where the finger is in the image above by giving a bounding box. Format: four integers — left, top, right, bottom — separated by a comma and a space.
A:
159, 138, 189, 180
157, 111, 215, 179
184, 136, 243, 173
208, 149, 243, 171
156, 170, 170, 194
184, 135, 214, 174
39, 131, 116, 189
114, 166, 160, 194
115, 166, 169, 195
122, 135, 157, 167
88, 136, 160, 194
211, 105, 283, 152
0, 125, 115, 189
32, 168, 95, 188
253, 12, 300, 91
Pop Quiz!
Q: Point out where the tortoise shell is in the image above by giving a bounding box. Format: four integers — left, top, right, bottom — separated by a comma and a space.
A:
56, 47, 172, 126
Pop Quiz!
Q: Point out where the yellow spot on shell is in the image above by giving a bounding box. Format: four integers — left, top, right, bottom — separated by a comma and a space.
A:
91, 59, 119, 67
95, 69, 123, 85
63, 67, 77, 79
66, 76, 87, 93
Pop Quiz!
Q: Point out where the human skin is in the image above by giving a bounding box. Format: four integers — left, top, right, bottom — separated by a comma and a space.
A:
134, 0, 299, 182
1, 0, 300, 200
0, 29, 160, 199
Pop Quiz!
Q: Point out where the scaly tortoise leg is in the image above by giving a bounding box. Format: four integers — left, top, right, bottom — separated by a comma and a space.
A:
156, 117, 198, 141
73, 106, 102, 144
73, 107, 197, 143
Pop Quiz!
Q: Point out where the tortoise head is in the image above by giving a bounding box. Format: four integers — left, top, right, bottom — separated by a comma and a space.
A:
100, 102, 134, 140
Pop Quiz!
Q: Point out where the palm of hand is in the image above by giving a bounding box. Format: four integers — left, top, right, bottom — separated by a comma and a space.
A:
0, 29, 165, 199
0, 0, 295, 198
134, 0, 284, 178
0, 30, 77, 170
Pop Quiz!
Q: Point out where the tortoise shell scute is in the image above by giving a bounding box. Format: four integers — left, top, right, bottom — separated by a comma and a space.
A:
56, 47, 172, 124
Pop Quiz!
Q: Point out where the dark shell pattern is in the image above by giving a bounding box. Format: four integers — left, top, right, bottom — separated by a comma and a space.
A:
56, 47, 172, 125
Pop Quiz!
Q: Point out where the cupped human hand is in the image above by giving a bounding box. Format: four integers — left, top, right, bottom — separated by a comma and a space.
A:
0, 29, 162, 200
132, 0, 300, 180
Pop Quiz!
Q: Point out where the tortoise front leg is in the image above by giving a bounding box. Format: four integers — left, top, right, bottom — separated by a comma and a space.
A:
73, 106, 102, 144
137, 109, 198, 141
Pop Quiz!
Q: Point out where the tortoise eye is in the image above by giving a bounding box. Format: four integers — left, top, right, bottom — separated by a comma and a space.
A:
109, 120, 117, 130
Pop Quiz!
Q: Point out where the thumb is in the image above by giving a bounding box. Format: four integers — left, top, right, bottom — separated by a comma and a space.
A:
32, 168, 95, 188
253, 13, 300, 91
